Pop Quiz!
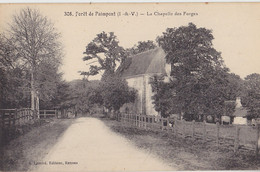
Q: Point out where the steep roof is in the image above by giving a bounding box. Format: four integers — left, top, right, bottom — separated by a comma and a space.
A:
232, 97, 248, 117
120, 48, 167, 78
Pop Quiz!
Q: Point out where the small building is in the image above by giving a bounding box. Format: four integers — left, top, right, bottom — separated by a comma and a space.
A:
233, 97, 248, 125
120, 48, 171, 116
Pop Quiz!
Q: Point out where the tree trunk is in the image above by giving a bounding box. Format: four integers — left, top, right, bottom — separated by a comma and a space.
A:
31, 71, 35, 110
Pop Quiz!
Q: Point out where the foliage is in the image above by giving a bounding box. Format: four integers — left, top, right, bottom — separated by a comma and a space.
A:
0, 35, 29, 108
241, 73, 260, 119
99, 75, 136, 112
68, 80, 102, 113
9, 7, 62, 68
149, 75, 178, 118
126, 40, 157, 56
83, 32, 126, 78
0, 67, 28, 108
0, 8, 63, 110
152, 23, 240, 119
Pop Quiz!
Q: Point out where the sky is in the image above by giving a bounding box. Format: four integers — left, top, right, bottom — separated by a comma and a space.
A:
0, 3, 260, 81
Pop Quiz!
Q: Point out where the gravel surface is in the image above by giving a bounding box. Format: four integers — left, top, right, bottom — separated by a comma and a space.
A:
35, 117, 175, 172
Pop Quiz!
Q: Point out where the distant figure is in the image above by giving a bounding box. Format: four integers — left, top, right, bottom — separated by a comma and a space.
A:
221, 116, 231, 125
252, 118, 256, 126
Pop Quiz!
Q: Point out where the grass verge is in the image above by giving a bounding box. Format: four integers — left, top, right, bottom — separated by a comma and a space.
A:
102, 117, 260, 170
0, 118, 75, 171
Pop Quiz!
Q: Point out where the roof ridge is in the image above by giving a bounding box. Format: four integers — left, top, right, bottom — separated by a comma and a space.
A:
120, 47, 166, 78
128, 47, 162, 59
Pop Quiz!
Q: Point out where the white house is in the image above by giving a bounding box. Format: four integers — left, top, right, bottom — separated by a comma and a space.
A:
120, 48, 171, 116
233, 97, 248, 125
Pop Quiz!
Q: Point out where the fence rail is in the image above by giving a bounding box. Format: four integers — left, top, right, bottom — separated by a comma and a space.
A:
0, 108, 35, 128
0, 108, 57, 146
39, 110, 57, 118
119, 113, 260, 157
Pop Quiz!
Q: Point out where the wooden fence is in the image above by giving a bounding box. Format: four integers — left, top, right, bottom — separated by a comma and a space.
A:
0, 108, 36, 145
39, 110, 57, 118
120, 113, 260, 157
0, 109, 35, 128
0, 109, 57, 146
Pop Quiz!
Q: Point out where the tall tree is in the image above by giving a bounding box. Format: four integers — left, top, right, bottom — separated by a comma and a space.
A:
0, 34, 29, 108
99, 75, 136, 116
149, 75, 178, 117
83, 32, 126, 78
241, 73, 260, 119
69, 80, 103, 113
155, 23, 237, 120
9, 7, 62, 111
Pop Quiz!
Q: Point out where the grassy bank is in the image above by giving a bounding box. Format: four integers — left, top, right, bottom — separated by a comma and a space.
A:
102, 117, 260, 170
0, 118, 75, 171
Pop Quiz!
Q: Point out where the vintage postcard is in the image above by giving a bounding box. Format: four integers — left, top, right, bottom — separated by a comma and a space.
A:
0, 2, 260, 172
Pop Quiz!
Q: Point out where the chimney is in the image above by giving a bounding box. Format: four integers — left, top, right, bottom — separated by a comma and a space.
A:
235, 97, 242, 108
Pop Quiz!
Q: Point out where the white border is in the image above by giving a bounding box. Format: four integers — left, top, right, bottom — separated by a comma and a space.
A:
0, 0, 260, 3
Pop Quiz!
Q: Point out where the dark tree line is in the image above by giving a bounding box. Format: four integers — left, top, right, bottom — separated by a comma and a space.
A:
82, 24, 260, 120
150, 23, 260, 120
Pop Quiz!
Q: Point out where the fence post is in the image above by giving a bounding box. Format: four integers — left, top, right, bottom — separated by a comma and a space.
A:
161, 118, 164, 131
167, 117, 170, 133
44, 110, 46, 119
0, 110, 3, 146
152, 116, 156, 129
14, 109, 17, 126
138, 115, 141, 127
8, 111, 11, 129
192, 120, 195, 140
203, 120, 206, 143
142, 116, 145, 128
140, 115, 142, 127
17, 110, 20, 126
144, 116, 147, 130
173, 119, 176, 136
216, 122, 220, 147
234, 125, 240, 152
22, 111, 24, 125
135, 114, 137, 126
2, 110, 4, 128
175, 120, 178, 136
182, 120, 185, 138
256, 124, 260, 158
138, 115, 140, 127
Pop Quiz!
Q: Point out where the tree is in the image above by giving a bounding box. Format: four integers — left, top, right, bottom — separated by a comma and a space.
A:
0, 34, 29, 108
68, 79, 103, 114
83, 32, 126, 78
126, 40, 157, 56
241, 73, 260, 119
99, 75, 136, 117
155, 23, 237, 120
35, 60, 63, 106
149, 75, 178, 118
40, 80, 72, 110
8, 7, 62, 111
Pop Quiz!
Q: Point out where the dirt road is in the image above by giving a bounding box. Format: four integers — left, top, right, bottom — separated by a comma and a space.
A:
34, 117, 175, 171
